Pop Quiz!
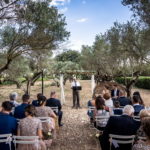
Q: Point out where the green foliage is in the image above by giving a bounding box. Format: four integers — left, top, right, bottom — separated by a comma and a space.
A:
56, 50, 81, 63
116, 77, 150, 89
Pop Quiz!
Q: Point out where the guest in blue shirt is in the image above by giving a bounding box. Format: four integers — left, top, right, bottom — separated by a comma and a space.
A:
14, 94, 30, 119
0, 101, 17, 150
32, 93, 43, 107
46, 91, 63, 126
113, 101, 123, 115
132, 95, 144, 116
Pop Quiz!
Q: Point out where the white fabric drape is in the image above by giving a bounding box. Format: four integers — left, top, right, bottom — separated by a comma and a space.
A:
91, 74, 95, 94
60, 74, 65, 104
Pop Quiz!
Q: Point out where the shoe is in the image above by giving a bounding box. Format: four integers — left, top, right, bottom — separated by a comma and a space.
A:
72, 106, 75, 109
78, 106, 82, 109
59, 123, 64, 127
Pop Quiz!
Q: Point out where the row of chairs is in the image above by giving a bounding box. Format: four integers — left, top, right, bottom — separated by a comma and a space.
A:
0, 134, 39, 150
0, 107, 59, 150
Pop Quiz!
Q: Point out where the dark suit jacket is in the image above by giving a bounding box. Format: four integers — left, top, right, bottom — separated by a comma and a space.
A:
0, 112, 17, 150
100, 115, 140, 150
111, 89, 120, 97
118, 96, 132, 107
133, 105, 144, 116
113, 108, 123, 115
46, 98, 62, 112
14, 103, 29, 119
32, 100, 39, 107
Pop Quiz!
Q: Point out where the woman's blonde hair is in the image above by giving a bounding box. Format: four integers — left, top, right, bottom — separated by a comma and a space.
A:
140, 109, 150, 119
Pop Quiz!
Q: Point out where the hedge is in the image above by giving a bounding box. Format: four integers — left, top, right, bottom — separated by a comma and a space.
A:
115, 77, 150, 90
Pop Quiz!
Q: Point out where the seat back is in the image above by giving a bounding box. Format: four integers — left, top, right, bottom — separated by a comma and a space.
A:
88, 106, 95, 112
37, 117, 52, 123
133, 116, 140, 121
109, 134, 135, 150
0, 134, 12, 150
50, 107, 58, 113
13, 136, 39, 150
95, 116, 109, 128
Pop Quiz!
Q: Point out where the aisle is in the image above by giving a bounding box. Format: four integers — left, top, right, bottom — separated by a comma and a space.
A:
50, 106, 100, 150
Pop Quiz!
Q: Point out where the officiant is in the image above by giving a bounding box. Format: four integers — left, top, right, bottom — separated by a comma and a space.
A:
71, 77, 81, 109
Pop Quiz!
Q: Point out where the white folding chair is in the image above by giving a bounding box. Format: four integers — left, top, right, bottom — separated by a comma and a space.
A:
13, 136, 39, 150
109, 134, 135, 150
138, 136, 146, 141
133, 116, 140, 121
37, 117, 52, 123
50, 107, 58, 113
95, 116, 110, 129
0, 134, 12, 150
88, 106, 95, 112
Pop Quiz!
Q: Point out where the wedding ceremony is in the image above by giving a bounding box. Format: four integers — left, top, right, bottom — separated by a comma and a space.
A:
0, 0, 150, 150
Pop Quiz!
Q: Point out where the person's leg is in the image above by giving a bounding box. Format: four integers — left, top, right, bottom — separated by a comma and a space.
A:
76, 91, 80, 108
58, 111, 63, 126
72, 90, 76, 108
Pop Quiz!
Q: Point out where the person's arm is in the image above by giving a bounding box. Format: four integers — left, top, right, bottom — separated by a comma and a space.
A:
17, 121, 20, 136
58, 100, 62, 111
37, 120, 43, 139
49, 108, 57, 118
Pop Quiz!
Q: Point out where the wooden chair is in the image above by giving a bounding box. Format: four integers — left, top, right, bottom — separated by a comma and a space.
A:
0, 134, 12, 150
13, 136, 39, 150
109, 134, 135, 150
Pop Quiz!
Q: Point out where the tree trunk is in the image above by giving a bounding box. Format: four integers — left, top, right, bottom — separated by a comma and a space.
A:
0, 58, 12, 75
26, 80, 31, 95
3, 79, 22, 89
125, 71, 140, 98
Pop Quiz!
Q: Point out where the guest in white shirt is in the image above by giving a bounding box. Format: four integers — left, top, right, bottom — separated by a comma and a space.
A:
103, 93, 113, 108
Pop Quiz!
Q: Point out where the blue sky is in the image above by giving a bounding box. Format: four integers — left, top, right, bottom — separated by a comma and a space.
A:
50, 0, 133, 51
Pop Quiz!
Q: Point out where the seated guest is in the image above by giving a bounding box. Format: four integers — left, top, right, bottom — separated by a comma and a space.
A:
87, 96, 96, 122
118, 90, 132, 107
133, 117, 150, 150
102, 86, 110, 95
14, 94, 30, 119
133, 91, 145, 106
35, 95, 57, 148
35, 95, 57, 130
32, 93, 43, 107
46, 91, 63, 127
9, 92, 20, 107
113, 101, 123, 115
132, 95, 144, 116
135, 109, 150, 140
0, 101, 17, 150
111, 84, 119, 99
94, 96, 110, 130
100, 105, 140, 150
17, 105, 46, 150
103, 93, 113, 108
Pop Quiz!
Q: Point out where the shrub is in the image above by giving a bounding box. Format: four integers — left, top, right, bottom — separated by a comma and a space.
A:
115, 77, 150, 89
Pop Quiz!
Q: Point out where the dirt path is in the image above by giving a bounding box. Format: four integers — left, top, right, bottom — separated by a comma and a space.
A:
50, 105, 100, 150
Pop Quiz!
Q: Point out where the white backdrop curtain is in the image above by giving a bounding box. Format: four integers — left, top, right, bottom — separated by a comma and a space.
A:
91, 74, 95, 94
60, 74, 65, 104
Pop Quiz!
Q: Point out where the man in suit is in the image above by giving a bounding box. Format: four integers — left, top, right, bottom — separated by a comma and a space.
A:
71, 77, 81, 109
0, 101, 17, 150
46, 91, 63, 126
132, 95, 144, 116
14, 94, 30, 119
111, 84, 120, 99
100, 105, 140, 150
32, 93, 42, 107
117, 90, 132, 107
